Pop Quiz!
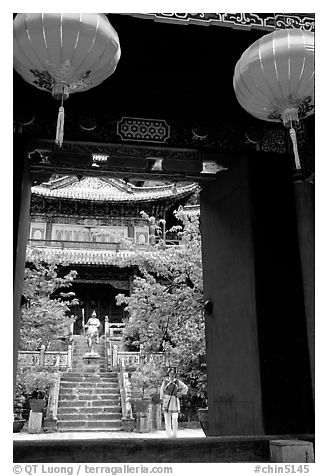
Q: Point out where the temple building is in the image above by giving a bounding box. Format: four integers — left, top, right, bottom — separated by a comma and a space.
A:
27, 175, 198, 333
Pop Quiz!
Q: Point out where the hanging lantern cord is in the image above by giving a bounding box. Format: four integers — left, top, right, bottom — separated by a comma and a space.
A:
55, 96, 65, 148
289, 126, 301, 170
282, 108, 302, 171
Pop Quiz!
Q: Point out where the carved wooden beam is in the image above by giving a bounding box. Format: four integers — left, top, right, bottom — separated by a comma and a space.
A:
27, 139, 230, 183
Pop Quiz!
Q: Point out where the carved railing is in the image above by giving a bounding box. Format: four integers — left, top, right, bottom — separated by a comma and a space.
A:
112, 349, 170, 370
107, 322, 126, 338
118, 360, 133, 422
43, 371, 61, 432
18, 343, 74, 371
105, 320, 126, 371
115, 351, 140, 368
104, 319, 170, 371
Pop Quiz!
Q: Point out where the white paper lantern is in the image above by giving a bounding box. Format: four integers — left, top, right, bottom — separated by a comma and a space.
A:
13, 13, 121, 146
233, 29, 314, 169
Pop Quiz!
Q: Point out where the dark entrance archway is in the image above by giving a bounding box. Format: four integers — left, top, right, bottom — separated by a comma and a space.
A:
14, 13, 314, 439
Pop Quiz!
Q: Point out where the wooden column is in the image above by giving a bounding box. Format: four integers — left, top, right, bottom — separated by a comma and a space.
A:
13, 135, 32, 390
249, 152, 313, 435
200, 156, 264, 436
200, 152, 314, 436
293, 178, 315, 397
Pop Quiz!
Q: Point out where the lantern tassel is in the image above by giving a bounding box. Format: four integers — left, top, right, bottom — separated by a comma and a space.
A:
289, 127, 301, 170
55, 105, 65, 147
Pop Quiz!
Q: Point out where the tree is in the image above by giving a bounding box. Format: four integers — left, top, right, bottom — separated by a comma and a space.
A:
116, 207, 207, 415
19, 249, 78, 350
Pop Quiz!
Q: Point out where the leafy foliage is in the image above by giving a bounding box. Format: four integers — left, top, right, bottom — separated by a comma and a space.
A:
116, 207, 207, 412
16, 367, 57, 399
130, 361, 164, 399
20, 249, 78, 350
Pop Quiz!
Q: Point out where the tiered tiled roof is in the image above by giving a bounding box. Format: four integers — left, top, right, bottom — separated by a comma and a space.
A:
26, 244, 183, 267
32, 176, 198, 203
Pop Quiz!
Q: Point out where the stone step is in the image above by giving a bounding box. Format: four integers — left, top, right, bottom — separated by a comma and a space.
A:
73, 344, 104, 347
60, 379, 118, 386
58, 399, 120, 407
58, 395, 121, 406
75, 339, 106, 344
62, 372, 117, 379
59, 392, 119, 400
72, 361, 106, 365
59, 395, 120, 402
61, 376, 117, 383
71, 369, 108, 374
60, 382, 117, 389
71, 369, 108, 373
73, 347, 104, 350
60, 384, 119, 391
72, 358, 106, 362
71, 365, 107, 369
58, 406, 121, 415
72, 365, 107, 371
60, 382, 118, 390
61, 379, 116, 385
58, 420, 121, 430
62, 377, 118, 384
58, 427, 122, 432
63, 375, 113, 380
56, 412, 121, 421
73, 347, 106, 357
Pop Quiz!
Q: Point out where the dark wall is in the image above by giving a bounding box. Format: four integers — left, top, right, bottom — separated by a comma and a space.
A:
249, 152, 314, 434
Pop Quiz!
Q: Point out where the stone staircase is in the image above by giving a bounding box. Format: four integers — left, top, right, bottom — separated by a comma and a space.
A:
57, 335, 122, 432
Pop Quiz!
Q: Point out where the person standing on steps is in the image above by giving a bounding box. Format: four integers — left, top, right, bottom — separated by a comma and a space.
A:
160, 368, 188, 438
84, 310, 101, 345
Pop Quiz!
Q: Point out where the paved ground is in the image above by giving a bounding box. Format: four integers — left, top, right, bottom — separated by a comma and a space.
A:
13, 428, 205, 440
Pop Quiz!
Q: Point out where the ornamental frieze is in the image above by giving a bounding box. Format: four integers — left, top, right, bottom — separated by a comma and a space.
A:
117, 117, 170, 143
18, 352, 40, 366
44, 353, 68, 367
128, 13, 314, 32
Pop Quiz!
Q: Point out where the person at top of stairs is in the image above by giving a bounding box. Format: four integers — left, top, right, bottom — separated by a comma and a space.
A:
84, 311, 101, 346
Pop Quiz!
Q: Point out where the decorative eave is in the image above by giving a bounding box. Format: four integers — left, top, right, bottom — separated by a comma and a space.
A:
26, 244, 183, 267
125, 13, 315, 32
31, 176, 199, 203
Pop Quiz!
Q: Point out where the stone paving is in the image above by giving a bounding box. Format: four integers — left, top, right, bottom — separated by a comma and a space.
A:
13, 428, 205, 440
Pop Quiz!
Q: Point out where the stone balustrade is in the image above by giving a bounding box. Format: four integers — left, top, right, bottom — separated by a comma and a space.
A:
18, 344, 74, 371
118, 360, 135, 431
110, 347, 170, 370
